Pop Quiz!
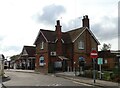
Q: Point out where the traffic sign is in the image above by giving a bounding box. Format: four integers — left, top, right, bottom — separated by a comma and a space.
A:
90, 50, 98, 58
98, 58, 103, 65
90, 50, 98, 84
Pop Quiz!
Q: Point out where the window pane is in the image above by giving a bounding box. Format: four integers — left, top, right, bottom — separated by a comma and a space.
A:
40, 42, 44, 49
78, 41, 84, 49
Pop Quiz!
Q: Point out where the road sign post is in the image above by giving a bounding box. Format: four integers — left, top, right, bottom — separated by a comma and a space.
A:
93, 59, 96, 84
90, 50, 98, 84
98, 58, 103, 80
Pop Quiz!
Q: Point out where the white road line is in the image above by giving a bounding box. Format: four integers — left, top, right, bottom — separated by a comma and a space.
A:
48, 84, 62, 86
73, 81, 92, 86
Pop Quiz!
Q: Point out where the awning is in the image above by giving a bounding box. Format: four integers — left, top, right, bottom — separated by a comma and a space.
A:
58, 56, 69, 60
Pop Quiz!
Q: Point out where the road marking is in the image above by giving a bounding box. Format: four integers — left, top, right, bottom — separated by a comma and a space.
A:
48, 84, 61, 86
73, 81, 92, 86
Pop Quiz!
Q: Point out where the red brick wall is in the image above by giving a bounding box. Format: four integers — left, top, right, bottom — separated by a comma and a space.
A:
73, 29, 98, 69
35, 41, 49, 73
103, 58, 115, 70
86, 30, 91, 53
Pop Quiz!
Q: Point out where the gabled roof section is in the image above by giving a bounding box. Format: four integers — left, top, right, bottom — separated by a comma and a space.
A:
34, 29, 56, 45
85, 27, 100, 45
34, 27, 100, 45
65, 27, 100, 45
40, 29, 56, 42
21, 46, 35, 57
34, 29, 48, 45
66, 27, 86, 43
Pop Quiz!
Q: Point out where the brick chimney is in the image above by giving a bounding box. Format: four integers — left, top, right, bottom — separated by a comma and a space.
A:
82, 15, 89, 29
55, 20, 62, 40
55, 20, 62, 55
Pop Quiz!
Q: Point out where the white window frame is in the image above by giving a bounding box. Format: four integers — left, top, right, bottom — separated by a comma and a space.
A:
104, 59, 107, 64
40, 41, 44, 50
78, 41, 84, 50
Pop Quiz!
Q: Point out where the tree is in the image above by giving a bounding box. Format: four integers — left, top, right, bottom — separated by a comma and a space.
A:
10, 54, 20, 61
100, 43, 111, 51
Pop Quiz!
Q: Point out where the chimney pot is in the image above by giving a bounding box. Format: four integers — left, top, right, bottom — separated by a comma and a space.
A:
85, 15, 88, 18
83, 16, 85, 19
82, 15, 89, 29
57, 20, 60, 25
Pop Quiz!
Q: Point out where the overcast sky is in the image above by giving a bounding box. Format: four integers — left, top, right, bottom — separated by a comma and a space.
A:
0, 0, 119, 57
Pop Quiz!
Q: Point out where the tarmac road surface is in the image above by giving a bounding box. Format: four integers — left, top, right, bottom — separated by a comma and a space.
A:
3, 70, 94, 87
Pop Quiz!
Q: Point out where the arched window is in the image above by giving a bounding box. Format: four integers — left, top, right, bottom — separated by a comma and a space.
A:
79, 57, 85, 61
79, 57, 85, 66
39, 56, 44, 66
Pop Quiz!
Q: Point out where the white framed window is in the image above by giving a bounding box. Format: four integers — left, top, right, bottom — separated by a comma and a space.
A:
104, 59, 107, 64
78, 41, 84, 49
39, 56, 44, 66
54, 61, 62, 68
40, 41, 44, 50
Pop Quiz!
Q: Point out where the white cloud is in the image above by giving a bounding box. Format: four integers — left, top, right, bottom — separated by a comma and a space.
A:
98, 37, 118, 51
32, 4, 66, 25
91, 16, 118, 41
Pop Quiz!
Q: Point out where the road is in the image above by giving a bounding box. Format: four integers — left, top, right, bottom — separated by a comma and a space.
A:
3, 70, 93, 87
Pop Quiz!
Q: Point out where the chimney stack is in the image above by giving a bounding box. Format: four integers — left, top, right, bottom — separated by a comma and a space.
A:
82, 15, 89, 29
55, 20, 62, 55
55, 20, 62, 40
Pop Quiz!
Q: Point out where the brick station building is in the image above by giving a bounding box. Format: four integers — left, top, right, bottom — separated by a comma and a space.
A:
14, 46, 36, 70
34, 15, 100, 73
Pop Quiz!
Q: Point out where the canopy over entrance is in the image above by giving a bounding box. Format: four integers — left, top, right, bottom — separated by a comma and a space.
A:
58, 56, 69, 60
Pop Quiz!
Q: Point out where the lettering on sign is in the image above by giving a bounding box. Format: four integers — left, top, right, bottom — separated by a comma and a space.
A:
90, 50, 98, 59
91, 53, 98, 56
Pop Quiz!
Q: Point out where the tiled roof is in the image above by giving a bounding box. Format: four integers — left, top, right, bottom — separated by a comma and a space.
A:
40, 29, 56, 42
62, 32, 71, 43
22, 46, 36, 57
34, 27, 99, 44
66, 27, 86, 42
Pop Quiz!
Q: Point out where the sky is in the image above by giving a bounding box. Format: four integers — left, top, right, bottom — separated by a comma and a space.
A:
0, 0, 119, 58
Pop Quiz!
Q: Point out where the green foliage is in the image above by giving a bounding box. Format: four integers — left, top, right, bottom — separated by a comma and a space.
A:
101, 43, 111, 51
103, 71, 113, 81
84, 70, 92, 78
10, 54, 20, 61
84, 70, 98, 78
111, 67, 120, 82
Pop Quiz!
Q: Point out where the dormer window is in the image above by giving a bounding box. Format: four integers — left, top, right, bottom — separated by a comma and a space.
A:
40, 41, 44, 50
78, 41, 84, 50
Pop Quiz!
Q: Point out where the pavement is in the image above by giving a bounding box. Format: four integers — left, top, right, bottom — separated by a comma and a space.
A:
55, 72, 119, 88
4, 69, 120, 87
